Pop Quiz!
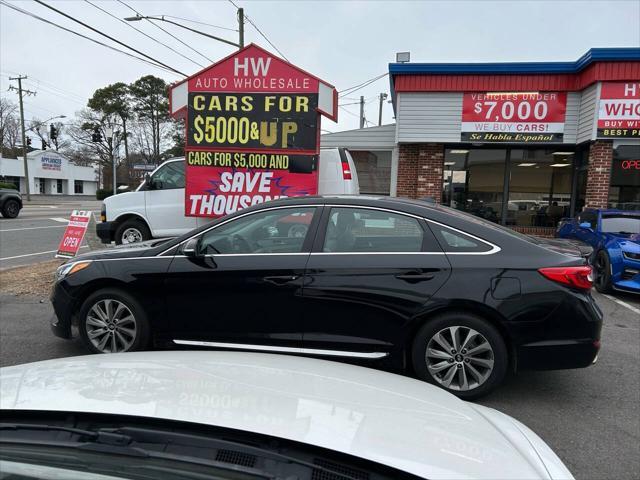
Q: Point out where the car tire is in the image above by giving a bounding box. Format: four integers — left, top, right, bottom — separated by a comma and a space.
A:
593, 250, 612, 293
1, 199, 21, 218
115, 218, 150, 245
411, 311, 508, 400
78, 288, 150, 354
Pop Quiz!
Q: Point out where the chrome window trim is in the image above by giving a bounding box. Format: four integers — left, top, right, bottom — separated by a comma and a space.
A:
424, 218, 502, 255
172, 340, 388, 359
157, 202, 501, 257
159, 204, 324, 256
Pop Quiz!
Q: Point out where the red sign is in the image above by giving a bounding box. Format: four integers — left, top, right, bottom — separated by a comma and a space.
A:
169, 44, 337, 218
56, 210, 92, 258
597, 82, 640, 138
461, 92, 567, 143
621, 159, 640, 171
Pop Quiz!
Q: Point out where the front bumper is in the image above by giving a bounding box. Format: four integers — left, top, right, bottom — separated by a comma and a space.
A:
96, 221, 116, 244
49, 282, 75, 339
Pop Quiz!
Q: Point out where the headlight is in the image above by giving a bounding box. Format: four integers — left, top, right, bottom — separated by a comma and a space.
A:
55, 261, 92, 281
622, 251, 640, 261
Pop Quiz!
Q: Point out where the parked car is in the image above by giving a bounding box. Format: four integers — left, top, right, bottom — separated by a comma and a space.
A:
557, 209, 640, 294
97, 147, 360, 245
0, 187, 22, 218
51, 196, 603, 399
0, 351, 574, 479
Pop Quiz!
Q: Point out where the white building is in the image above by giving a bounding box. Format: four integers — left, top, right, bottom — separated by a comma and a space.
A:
0, 150, 98, 196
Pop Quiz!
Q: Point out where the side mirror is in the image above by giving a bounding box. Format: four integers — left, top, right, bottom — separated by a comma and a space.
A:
579, 222, 592, 230
182, 237, 201, 257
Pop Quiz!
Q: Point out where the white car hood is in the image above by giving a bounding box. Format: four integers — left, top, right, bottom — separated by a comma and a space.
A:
0, 351, 572, 479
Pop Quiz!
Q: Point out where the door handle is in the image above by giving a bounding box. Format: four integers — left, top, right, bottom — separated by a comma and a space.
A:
395, 272, 435, 282
263, 275, 300, 285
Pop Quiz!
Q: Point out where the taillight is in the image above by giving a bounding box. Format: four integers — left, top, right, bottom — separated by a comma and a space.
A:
538, 266, 593, 291
341, 160, 352, 180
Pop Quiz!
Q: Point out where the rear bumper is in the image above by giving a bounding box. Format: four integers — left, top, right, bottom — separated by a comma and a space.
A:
49, 282, 75, 339
515, 293, 603, 371
517, 338, 601, 370
96, 221, 116, 244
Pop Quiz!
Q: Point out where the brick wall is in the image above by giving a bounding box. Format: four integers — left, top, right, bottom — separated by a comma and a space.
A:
397, 143, 444, 201
584, 140, 613, 209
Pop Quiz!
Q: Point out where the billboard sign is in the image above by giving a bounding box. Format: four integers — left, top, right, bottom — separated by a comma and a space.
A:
56, 210, 92, 258
461, 92, 567, 143
169, 44, 337, 218
597, 82, 640, 138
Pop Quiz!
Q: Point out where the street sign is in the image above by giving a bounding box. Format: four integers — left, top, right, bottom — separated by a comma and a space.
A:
55, 210, 92, 258
169, 43, 337, 218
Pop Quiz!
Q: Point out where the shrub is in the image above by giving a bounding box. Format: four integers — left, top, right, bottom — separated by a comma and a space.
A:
96, 189, 113, 200
0, 181, 18, 190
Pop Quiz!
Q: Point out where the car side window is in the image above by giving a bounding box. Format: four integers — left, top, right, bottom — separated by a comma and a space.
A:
322, 208, 425, 253
151, 161, 185, 190
578, 211, 597, 230
429, 223, 494, 253
199, 207, 316, 254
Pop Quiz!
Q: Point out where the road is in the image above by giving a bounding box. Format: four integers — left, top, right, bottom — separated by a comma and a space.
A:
0, 288, 637, 479
0, 197, 102, 269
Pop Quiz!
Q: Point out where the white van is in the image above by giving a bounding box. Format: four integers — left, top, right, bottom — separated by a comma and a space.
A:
97, 147, 359, 244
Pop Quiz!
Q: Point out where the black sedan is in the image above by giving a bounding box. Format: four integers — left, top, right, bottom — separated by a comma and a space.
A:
51, 196, 603, 398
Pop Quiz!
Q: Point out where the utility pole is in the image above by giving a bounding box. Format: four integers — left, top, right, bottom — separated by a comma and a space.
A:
359, 95, 365, 129
238, 8, 244, 49
378, 92, 388, 126
8, 76, 36, 201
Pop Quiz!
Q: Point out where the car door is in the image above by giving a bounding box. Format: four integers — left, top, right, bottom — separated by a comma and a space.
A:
301, 206, 451, 355
164, 205, 321, 349
144, 160, 197, 237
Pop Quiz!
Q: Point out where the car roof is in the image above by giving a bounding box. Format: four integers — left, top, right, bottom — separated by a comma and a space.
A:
0, 351, 546, 479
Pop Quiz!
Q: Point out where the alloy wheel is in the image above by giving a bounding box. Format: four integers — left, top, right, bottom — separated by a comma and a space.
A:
425, 326, 494, 391
594, 254, 607, 290
121, 227, 143, 244
85, 299, 137, 353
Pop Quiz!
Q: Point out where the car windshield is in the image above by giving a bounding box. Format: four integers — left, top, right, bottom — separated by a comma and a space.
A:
601, 215, 640, 234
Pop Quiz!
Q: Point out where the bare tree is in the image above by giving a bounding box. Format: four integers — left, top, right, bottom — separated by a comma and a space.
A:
0, 98, 20, 157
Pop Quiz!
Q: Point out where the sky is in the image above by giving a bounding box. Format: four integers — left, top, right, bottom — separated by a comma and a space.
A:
1, 0, 639, 137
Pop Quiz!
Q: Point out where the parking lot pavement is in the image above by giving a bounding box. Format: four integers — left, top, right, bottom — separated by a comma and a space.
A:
0, 198, 102, 269
0, 289, 638, 479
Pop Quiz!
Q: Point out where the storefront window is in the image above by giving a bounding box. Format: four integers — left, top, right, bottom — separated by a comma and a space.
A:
443, 149, 506, 223
609, 144, 640, 210
74, 180, 84, 194
443, 147, 576, 228
508, 150, 574, 227
349, 150, 392, 195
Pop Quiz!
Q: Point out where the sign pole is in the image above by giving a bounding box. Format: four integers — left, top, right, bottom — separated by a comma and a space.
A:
238, 8, 244, 49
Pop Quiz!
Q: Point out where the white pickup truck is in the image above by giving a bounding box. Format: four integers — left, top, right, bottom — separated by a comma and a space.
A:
97, 147, 359, 244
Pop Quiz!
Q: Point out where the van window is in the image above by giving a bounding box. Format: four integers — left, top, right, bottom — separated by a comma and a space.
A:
151, 161, 185, 190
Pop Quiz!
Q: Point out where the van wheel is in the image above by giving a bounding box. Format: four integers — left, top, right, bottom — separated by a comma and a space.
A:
78, 289, 150, 354
115, 219, 150, 245
1, 199, 20, 218
412, 312, 508, 400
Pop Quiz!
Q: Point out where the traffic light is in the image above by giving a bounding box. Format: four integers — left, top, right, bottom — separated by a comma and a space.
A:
91, 127, 102, 142
50, 124, 58, 141
26, 137, 32, 146
41, 139, 47, 150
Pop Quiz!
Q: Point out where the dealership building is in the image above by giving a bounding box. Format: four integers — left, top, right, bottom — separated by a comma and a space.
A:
0, 150, 98, 196
321, 48, 640, 236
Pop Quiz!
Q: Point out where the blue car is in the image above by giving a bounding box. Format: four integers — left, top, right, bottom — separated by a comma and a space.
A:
557, 209, 640, 294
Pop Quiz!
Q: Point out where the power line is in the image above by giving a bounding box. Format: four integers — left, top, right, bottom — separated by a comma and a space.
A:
158, 15, 238, 32
116, 0, 214, 64
227, 0, 289, 61
84, 0, 205, 68
32, 0, 186, 76
25, 81, 86, 105
2, 70, 86, 102
0, 1, 180, 76
339, 73, 389, 96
